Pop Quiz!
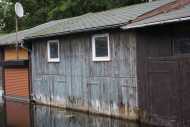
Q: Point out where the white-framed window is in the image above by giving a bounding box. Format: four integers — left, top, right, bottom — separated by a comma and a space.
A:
92, 34, 111, 61
47, 40, 60, 62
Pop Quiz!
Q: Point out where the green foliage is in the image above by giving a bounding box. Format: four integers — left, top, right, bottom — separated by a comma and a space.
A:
0, 0, 145, 33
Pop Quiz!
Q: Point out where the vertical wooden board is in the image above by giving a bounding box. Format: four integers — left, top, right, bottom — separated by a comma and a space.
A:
99, 77, 111, 114
71, 76, 83, 98
120, 78, 130, 105
32, 43, 37, 77
82, 36, 90, 77
121, 78, 137, 108
40, 40, 49, 75
32, 76, 42, 100
120, 32, 136, 78
118, 32, 130, 77
129, 32, 137, 78
35, 42, 42, 74
59, 38, 68, 75
147, 60, 179, 126
136, 32, 148, 111
33, 75, 51, 103
116, 78, 123, 113
69, 76, 85, 109
32, 42, 43, 75
87, 77, 101, 112
108, 78, 116, 112
80, 36, 89, 108
130, 46, 137, 78
110, 32, 120, 77
53, 76, 67, 103
181, 59, 190, 125
65, 76, 72, 107
82, 77, 89, 109
132, 77, 138, 107
70, 56, 82, 76
109, 78, 119, 115
43, 76, 52, 104
128, 86, 137, 108
31, 44, 36, 78
64, 39, 72, 104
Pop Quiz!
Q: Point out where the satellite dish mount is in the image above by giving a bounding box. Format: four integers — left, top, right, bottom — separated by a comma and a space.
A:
15, 2, 24, 60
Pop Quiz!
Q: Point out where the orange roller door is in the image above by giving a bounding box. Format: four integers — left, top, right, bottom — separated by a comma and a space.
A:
5, 68, 29, 98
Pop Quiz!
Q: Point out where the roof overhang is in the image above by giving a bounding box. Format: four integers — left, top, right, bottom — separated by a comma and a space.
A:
122, 16, 190, 30
24, 23, 127, 40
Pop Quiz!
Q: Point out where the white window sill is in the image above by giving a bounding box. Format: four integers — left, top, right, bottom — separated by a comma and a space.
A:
92, 57, 111, 62
48, 59, 60, 63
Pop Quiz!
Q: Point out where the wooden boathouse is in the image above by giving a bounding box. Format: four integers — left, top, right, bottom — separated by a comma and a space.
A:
24, 0, 176, 121
0, 0, 190, 126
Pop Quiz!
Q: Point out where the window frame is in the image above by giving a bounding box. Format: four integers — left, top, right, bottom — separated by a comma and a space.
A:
47, 40, 60, 62
92, 33, 111, 61
173, 39, 190, 55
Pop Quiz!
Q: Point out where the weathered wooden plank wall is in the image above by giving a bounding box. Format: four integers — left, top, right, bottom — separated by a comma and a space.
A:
31, 31, 138, 120
136, 26, 172, 114
136, 22, 190, 126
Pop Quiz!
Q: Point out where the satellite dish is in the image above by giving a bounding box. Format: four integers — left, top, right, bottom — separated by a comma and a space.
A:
15, 2, 24, 18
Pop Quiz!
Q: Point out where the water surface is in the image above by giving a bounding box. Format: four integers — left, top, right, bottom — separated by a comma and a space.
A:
0, 99, 156, 127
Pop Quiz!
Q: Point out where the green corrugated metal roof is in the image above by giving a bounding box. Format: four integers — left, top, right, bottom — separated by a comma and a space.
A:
0, 0, 174, 45
28, 0, 174, 38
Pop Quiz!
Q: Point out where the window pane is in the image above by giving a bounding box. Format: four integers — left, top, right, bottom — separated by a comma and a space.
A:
95, 36, 108, 57
174, 39, 190, 54
50, 43, 58, 58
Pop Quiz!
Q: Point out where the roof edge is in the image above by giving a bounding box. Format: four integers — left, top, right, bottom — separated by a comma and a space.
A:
24, 23, 128, 40
121, 16, 190, 30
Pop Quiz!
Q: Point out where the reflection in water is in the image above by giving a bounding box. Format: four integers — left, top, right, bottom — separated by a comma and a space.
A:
0, 99, 5, 127
0, 100, 156, 127
33, 105, 139, 127
5, 101, 31, 127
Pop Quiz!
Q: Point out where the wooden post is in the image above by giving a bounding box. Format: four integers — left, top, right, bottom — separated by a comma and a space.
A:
15, 16, 19, 60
